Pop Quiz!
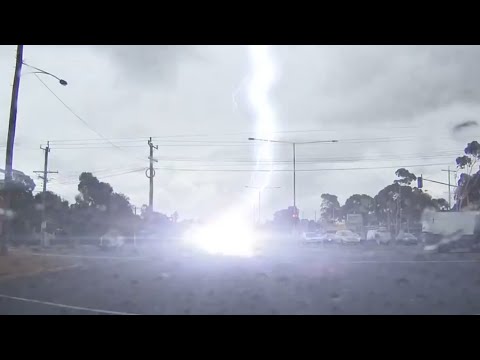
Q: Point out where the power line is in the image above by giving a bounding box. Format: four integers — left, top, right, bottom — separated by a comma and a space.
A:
151, 162, 451, 172
59, 165, 143, 177
150, 151, 460, 164
33, 74, 146, 163
52, 168, 145, 185
43, 137, 468, 150
44, 126, 424, 143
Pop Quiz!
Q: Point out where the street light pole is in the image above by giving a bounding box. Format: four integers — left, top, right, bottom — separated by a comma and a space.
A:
22, 62, 68, 86
0, 46, 67, 255
248, 137, 338, 232
245, 186, 280, 223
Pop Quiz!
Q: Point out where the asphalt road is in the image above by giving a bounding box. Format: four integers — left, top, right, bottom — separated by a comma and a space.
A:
1, 242, 480, 315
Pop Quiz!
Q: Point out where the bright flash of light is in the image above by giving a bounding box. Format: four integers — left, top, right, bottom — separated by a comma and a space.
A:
188, 211, 257, 257
188, 46, 277, 257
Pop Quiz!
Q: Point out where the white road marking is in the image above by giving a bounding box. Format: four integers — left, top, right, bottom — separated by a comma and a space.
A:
0, 294, 138, 315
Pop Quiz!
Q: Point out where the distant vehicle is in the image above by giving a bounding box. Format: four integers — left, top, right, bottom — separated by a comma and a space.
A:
335, 230, 362, 244
421, 210, 480, 253
395, 232, 418, 245
367, 229, 392, 245
366, 230, 377, 241
99, 230, 125, 250
302, 232, 324, 244
346, 214, 365, 239
320, 232, 336, 243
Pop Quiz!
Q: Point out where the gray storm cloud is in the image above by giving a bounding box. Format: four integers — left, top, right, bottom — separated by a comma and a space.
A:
273, 45, 480, 129
93, 45, 199, 86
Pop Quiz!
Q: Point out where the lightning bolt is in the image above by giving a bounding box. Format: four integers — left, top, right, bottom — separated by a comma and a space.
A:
246, 45, 277, 192
187, 46, 278, 257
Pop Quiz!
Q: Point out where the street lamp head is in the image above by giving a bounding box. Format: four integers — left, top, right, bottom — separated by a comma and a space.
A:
248, 137, 255, 141
332, 140, 339, 143
59, 79, 68, 86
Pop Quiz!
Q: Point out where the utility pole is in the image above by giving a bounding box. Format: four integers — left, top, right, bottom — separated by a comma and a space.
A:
146, 137, 158, 213
133, 205, 137, 248
293, 143, 296, 219
1, 45, 23, 255
0, 46, 67, 255
442, 167, 457, 209
34, 141, 58, 247
419, 173, 458, 210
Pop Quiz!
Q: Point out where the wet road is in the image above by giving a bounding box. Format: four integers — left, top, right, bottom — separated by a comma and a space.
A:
1, 243, 480, 314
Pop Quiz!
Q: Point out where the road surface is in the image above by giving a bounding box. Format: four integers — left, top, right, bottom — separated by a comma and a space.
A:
1, 242, 480, 314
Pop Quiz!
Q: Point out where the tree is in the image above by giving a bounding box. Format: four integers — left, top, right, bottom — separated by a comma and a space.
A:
394, 168, 417, 185
320, 193, 340, 223
455, 172, 480, 210
0, 169, 36, 193
70, 173, 135, 238
374, 168, 425, 234
402, 187, 438, 226
375, 184, 398, 228
375, 182, 441, 234
31, 191, 70, 234
341, 194, 374, 224
77, 172, 113, 208
109, 192, 135, 235
109, 193, 133, 216
273, 206, 298, 230
0, 170, 37, 242
455, 141, 480, 210
432, 198, 449, 211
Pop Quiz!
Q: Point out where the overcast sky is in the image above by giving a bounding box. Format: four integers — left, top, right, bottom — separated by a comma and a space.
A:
1, 45, 479, 221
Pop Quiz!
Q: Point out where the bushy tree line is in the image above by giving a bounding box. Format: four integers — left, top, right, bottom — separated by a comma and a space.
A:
0, 171, 176, 244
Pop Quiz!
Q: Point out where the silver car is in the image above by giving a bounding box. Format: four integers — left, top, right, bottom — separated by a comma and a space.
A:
396, 232, 418, 245
335, 230, 362, 244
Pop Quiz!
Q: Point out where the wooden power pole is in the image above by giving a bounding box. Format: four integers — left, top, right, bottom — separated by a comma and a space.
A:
34, 142, 58, 246
1, 45, 24, 255
146, 137, 158, 213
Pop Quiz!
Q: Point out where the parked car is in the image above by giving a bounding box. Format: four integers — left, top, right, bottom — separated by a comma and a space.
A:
335, 230, 362, 244
302, 231, 324, 244
395, 232, 418, 245
366, 230, 377, 241
99, 230, 125, 250
320, 231, 336, 243
367, 229, 392, 245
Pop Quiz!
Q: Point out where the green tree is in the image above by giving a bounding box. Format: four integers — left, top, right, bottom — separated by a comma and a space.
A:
0, 170, 37, 242
394, 168, 417, 185
374, 176, 441, 234
432, 198, 449, 211
70, 173, 135, 238
320, 193, 340, 222
341, 194, 375, 224
33, 191, 70, 234
455, 141, 480, 209
273, 206, 298, 230
77, 172, 113, 208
